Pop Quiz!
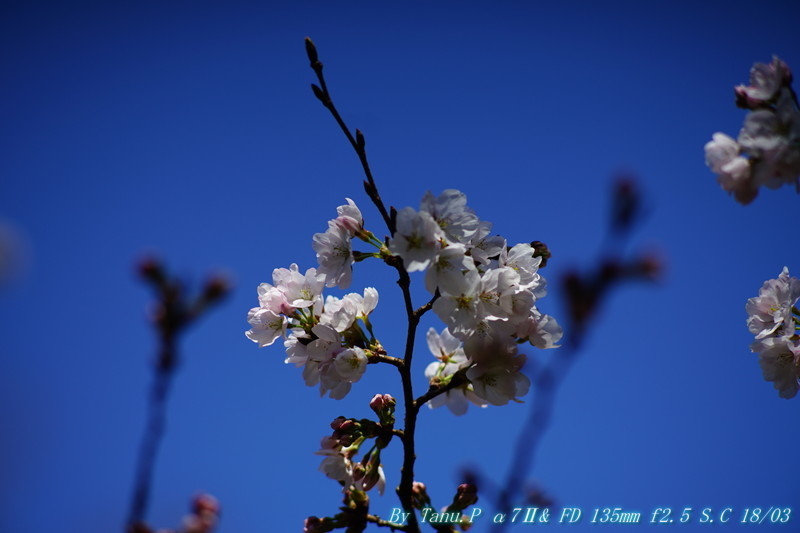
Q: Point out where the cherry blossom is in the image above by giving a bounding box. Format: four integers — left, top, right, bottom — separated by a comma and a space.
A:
706, 57, 800, 204
313, 222, 354, 289
388, 207, 443, 272
746, 267, 800, 340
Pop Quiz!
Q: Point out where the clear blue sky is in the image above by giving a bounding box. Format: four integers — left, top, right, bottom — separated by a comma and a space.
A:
1, 1, 799, 532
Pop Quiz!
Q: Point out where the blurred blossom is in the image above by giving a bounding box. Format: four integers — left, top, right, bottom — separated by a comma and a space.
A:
705, 57, 800, 204
747, 267, 800, 399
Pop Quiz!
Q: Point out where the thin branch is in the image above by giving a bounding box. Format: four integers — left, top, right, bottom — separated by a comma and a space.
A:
413, 369, 467, 409
306, 37, 423, 533
370, 353, 405, 368
306, 38, 395, 236
127, 262, 228, 532
127, 351, 175, 529
414, 292, 440, 319
490, 350, 577, 533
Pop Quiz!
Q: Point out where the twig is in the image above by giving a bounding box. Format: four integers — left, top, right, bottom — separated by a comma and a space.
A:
127, 350, 176, 529
306, 38, 395, 236
370, 353, 405, 368
491, 349, 576, 533
126, 261, 227, 532
413, 369, 467, 409
306, 37, 424, 533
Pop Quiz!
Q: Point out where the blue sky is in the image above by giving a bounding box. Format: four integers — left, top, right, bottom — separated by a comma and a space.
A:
1, 1, 799, 532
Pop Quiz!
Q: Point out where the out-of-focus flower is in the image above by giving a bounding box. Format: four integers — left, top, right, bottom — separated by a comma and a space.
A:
704, 133, 756, 204
746, 267, 800, 340
751, 336, 800, 399
706, 57, 800, 204
467, 354, 530, 406
735, 56, 793, 108
747, 267, 800, 398
181, 494, 219, 533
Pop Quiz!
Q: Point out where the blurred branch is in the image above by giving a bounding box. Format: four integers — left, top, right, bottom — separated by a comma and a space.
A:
126, 259, 229, 532
490, 178, 661, 532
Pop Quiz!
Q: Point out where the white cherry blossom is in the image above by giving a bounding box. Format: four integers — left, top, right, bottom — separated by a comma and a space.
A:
388, 207, 443, 272
469, 220, 505, 267
420, 189, 479, 244
313, 222, 354, 289
334, 197, 363, 235
746, 267, 800, 340
517, 309, 563, 349
432, 268, 482, 334
467, 356, 530, 406
424, 243, 475, 294
319, 294, 359, 333
271, 263, 325, 308
245, 307, 287, 347
334, 347, 368, 382
500, 243, 542, 290
424, 327, 486, 415
751, 336, 800, 399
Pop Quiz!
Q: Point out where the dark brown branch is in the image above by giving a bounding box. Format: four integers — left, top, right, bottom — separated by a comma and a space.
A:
413, 292, 440, 319
413, 369, 467, 409
306, 38, 395, 236
127, 349, 175, 530
306, 37, 423, 533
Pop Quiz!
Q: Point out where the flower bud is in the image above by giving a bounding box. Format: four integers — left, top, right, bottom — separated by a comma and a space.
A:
191, 493, 220, 516
330, 416, 347, 430
202, 276, 229, 304
368, 393, 392, 413
361, 463, 382, 492
530, 241, 551, 268
369, 393, 396, 426
138, 257, 163, 284
304, 37, 319, 65
411, 481, 431, 509
453, 483, 478, 509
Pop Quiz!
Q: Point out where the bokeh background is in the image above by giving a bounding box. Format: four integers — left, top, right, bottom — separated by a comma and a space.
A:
1, 1, 799, 531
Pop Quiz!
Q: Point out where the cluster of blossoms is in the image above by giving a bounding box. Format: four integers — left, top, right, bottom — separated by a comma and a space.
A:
304, 395, 397, 532
746, 267, 800, 398
246, 199, 385, 399
316, 394, 395, 496
391, 190, 562, 413
705, 56, 800, 204
245, 261, 379, 399
247, 191, 561, 409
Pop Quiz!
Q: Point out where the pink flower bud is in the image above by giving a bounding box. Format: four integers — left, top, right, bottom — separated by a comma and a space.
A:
329, 416, 347, 430
191, 494, 219, 516
454, 483, 478, 508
